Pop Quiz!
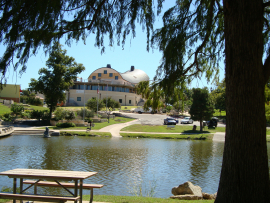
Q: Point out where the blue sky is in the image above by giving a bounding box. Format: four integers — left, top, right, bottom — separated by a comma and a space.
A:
1, 1, 224, 90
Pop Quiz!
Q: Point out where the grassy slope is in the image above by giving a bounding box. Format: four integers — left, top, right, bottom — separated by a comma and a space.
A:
0, 104, 11, 115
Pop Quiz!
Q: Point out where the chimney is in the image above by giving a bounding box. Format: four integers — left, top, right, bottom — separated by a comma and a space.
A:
131, 66, 135, 71
107, 64, 111, 68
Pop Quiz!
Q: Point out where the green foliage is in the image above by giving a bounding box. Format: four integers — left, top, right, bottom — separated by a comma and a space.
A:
210, 79, 226, 115
0, 113, 14, 122
53, 108, 65, 121
20, 111, 31, 119
86, 97, 105, 112
27, 97, 43, 106
136, 81, 164, 112
102, 97, 121, 111
77, 108, 95, 118
0, 0, 159, 83
56, 122, 76, 128
29, 42, 85, 119
65, 110, 76, 121
30, 110, 50, 121
11, 103, 24, 116
189, 88, 215, 131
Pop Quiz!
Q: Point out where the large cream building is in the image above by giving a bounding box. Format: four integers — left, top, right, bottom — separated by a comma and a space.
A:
66, 64, 149, 106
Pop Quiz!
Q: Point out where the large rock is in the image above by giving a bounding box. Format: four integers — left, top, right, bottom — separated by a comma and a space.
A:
170, 195, 201, 200
171, 181, 202, 198
202, 192, 216, 200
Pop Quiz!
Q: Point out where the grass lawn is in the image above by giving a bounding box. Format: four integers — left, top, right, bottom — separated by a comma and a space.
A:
213, 110, 226, 117
121, 124, 225, 134
46, 117, 135, 130
0, 104, 11, 115
82, 195, 215, 203
0, 195, 214, 203
121, 132, 213, 140
60, 131, 111, 137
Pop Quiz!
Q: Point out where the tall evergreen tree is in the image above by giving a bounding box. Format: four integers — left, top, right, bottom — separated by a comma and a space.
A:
189, 88, 214, 131
152, 0, 270, 202
29, 42, 85, 119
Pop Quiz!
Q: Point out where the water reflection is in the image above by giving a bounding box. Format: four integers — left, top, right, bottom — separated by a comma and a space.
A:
0, 135, 269, 198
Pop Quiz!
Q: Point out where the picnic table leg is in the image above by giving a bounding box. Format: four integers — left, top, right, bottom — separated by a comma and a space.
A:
79, 180, 83, 203
74, 180, 78, 203
13, 178, 16, 203
20, 178, 23, 203
89, 188, 93, 203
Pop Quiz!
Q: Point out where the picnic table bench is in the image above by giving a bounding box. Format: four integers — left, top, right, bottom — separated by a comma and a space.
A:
0, 193, 80, 203
23, 180, 104, 203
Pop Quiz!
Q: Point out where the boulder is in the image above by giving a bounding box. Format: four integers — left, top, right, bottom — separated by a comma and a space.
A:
170, 195, 201, 200
202, 192, 215, 200
171, 181, 202, 198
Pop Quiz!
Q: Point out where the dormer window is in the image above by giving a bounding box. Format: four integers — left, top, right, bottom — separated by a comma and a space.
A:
115, 76, 118, 80
109, 73, 113, 77
92, 76, 96, 80
104, 70, 107, 74
98, 73, 102, 77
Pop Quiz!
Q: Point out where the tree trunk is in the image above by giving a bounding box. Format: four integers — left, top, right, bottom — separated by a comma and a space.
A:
216, 0, 270, 202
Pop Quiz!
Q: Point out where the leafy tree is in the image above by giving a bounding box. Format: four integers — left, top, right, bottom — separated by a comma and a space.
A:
86, 97, 105, 112
11, 103, 24, 117
29, 42, 85, 119
211, 79, 226, 115
102, 97, 121, 111
189, 88, 214, 131
136, 81, 164, 113
150, 1, 270, 201
2, 0, 270, 201
77, 108, 95, 119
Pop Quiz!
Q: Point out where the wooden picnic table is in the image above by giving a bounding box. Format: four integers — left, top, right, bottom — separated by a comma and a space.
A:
0, 168, 97, 203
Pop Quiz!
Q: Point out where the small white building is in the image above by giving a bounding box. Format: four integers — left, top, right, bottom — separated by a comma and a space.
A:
66, 64, 149, 106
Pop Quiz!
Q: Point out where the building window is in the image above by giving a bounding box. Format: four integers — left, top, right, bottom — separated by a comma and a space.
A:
98, 73, 102, 77
77, 97, 81, 101
109, 73, 113, 77
115, 76, 118, 80
129, 100, 131, 104
91, 85, 98, 90
119, 99, 122, 103
92, 76, 96, 80
104, 70, 107, 74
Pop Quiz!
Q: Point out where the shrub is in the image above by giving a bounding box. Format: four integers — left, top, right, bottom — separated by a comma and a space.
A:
56, 122, 76, 128
53, 108, 65, 121
20, 111, 31, 119
11, 103, 24, 116
65, 110, 76, 121
77, 108, 94, 118
1, 113, 14, 122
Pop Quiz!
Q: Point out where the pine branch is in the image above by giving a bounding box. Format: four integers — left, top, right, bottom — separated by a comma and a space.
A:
263, 1, 270, 8
183, 0, 215, 75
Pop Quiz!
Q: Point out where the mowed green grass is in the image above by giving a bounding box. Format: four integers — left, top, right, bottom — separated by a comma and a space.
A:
82, 195, 215, 203
0, 104, 11, 115
121, 124, 225, 133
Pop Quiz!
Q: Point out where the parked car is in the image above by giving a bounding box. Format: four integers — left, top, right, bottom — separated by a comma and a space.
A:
207, 117, 219, 127
181, 117, 193, 124
133, 107, 153, 114
164, 117, 177, 125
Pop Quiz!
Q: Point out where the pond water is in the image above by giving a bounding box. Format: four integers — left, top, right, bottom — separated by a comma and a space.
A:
0, 135, 269, 198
